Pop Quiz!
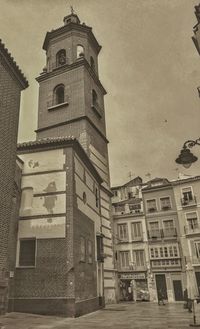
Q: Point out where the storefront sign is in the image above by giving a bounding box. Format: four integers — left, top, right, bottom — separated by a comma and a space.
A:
119, 273, 146, 280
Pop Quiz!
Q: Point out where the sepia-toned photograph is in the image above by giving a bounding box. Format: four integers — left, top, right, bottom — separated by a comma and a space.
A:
1, 0, 200, 328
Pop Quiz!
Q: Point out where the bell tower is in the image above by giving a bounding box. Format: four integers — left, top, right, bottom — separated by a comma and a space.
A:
36, 10, 110, 187
36, 10, 116, 303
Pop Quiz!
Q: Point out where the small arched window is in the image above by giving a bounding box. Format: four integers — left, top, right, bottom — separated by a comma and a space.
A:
90, 56, 95, 71
56, 49, 66, 67
92, 89, 98, 106
77, 45, 84, 58
54, 84, 65, 105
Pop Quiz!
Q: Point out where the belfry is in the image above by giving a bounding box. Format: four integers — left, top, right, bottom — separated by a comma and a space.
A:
7, 10, 116, 316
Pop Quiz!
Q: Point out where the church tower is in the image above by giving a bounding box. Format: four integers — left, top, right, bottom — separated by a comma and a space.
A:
35, 10, 116, 304
36, 11, 110, 188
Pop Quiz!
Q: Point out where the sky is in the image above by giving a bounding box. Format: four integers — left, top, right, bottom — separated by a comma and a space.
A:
1, 0, 200, 186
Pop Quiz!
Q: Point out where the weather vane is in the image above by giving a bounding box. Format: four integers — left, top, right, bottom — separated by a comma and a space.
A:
70, 5, 75, 14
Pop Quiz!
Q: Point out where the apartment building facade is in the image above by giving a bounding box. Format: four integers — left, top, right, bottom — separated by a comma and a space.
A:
112, 177, 150, 302
142, 178, 184, 302
173, 176, 200, 295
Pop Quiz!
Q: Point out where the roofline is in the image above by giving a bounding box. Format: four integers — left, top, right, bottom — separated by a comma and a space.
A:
36, 57, 106, 95
0, 39, 28, 89
43, 22, 101, 54
17, 137, 103, 184
172, 175, 200, 186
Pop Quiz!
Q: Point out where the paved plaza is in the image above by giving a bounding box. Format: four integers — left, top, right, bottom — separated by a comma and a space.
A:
0, 302, 199, 329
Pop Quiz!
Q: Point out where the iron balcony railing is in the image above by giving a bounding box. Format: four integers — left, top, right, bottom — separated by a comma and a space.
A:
181, 196, 197, 207
192, 257, 200, 265
148, 228, 177, 239
184, 223, 200, 235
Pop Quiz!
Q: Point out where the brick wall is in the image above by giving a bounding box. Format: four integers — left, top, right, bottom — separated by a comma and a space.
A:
0, 55, 24, 314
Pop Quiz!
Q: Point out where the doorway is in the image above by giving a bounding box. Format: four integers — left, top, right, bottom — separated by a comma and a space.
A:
155, 274, 168, 300
173, 280, 183, 301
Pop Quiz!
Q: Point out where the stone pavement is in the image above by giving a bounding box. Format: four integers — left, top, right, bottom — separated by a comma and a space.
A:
0, 302, 199, 329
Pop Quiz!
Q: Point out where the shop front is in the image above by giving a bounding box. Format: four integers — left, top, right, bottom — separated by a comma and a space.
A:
118, 272, 149, 302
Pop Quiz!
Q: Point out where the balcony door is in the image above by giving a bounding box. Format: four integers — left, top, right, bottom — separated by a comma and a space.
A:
155, 274, 168, 300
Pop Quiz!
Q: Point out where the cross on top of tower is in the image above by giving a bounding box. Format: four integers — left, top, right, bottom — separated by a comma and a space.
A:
70, 5, 75, 15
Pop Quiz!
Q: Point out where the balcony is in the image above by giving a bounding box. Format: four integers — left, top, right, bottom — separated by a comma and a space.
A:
151, 259, 181, 268
148, 229, 161, 240
161, 205, 171, 211
131, 236, 143, 242
147, 207, 157, 213
47, 96, 69, 110
192, 257, 200, 265
162, 227, 177, 238
181, 196, 197, 207
148, 228, 177, 240
185, 223, 200, 235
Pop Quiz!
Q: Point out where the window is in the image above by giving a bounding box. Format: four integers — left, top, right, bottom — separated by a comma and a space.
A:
96, 234, 104, 262
182, 187, 193, 202
149, 221, 160, 238
77, 45, 84, 58
56, 49, 66, 67
195, 242, 200, 258
160, 247, 164, 257
92, 89, 98, 106
163, 220, 175, 237
119, 251, 130, 268
154, 248, 159, 258
132, 250, 145, 267
88, 240, 93, 264
146, 199, 157, 212
129, 203, 141, 212
173, 246, 178, 257
131, 222, 142, 240
80, 236, 86, 262
90, 56, 95, 71
150, 248, 154, 258
118, 223, 128, 241
19, 239, 36, 267
20, 187, 33, 214
54, 84, 65, 105
95, 188, 99, 208
186, 212, 198, 230
149, 244, 179, 259
160, 197, 171, 210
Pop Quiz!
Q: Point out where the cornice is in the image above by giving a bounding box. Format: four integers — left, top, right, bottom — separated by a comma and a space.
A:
36, 58, 106, 95
17, 136, 103, 184
43, 22, 101, 54
35, 115, 109, 144
0, 39, 28, 89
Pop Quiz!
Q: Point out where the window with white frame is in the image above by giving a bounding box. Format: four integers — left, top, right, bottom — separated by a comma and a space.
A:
80, 236, 86, 262
132, 250, 145, 267
163, 220, 175, 236
146, 199, 157, 212
149, 244, 179, 259
119, 251, 130, 268
195, 242, 200, 258
149, 221, 160, 238
182, 187, 193, 202
88, 240, 93, 264
18, 239, 36, 267
131, 222, 142, 240
186, 212, 198, 230
160, 197, 171, 210
118, 223, 128, 241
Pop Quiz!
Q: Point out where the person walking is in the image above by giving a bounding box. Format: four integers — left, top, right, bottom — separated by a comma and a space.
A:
158, 289, 165, 305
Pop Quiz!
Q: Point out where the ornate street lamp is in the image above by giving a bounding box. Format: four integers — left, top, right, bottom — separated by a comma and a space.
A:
175, 139, 200, 168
